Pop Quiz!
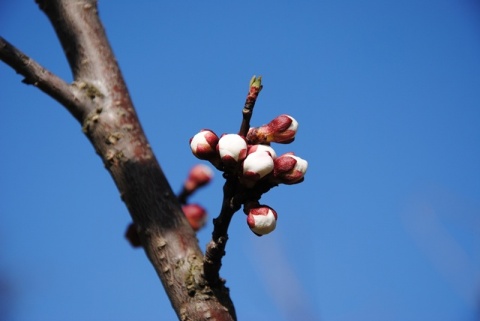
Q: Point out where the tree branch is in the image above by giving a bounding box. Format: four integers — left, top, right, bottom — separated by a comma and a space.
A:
1, 1, 236, 320
0, 37, 89, 121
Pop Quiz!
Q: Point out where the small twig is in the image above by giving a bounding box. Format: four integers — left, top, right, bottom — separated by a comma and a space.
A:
0, 36, 90, 121
238, 76, 263, 137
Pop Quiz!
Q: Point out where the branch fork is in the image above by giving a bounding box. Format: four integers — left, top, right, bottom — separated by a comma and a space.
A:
1, 2, 308, 320
1, 1, 237, 320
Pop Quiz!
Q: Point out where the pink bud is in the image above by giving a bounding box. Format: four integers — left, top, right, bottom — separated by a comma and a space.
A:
217, 134, 247, 167
270, 115, 298, 144
273, 152, 308, 184
190, 129, 219, 160
246, 114, 298, 144
242, 149, 274, 184
184, 164, 213, 193
182, 204, 207, 231
246, 205, 278, 236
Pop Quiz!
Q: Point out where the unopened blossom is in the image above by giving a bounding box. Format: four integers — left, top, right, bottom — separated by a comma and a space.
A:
183, 164, 213, 194
190, 129, 219, 160
247, 114, 298, 144
242, 149, 274, 185
270, 114, 298, 143
217, 134, 247, 167
247, 144, 277, 159
273, 152, 308, 184
246, 205, 278, 236
182, 204, 207, 231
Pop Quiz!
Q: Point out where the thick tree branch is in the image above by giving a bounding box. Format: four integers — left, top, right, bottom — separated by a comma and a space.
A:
1, 0, 236, 320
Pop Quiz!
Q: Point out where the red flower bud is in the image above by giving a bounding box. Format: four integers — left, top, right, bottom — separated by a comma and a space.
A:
183, 164, 213, 194
246, 114, 298, 144
270, 115, 298, 144
182, 204, 208, 231
273, 152, 308, 184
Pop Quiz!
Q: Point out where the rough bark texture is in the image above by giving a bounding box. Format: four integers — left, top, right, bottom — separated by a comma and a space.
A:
0, 0, 236, 320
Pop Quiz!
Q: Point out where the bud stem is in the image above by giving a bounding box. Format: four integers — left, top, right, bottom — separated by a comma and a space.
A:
239, 75, 263, 137
177, 188, 189, 205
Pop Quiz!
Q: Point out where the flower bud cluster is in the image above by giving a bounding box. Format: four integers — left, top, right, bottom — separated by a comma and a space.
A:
189, 114, 308, 236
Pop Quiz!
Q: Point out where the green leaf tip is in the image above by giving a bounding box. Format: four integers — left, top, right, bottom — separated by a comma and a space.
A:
249, 75, 262, 89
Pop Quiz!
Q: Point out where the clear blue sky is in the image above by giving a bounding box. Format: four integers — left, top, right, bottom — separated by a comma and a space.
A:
1, 1, 480, 321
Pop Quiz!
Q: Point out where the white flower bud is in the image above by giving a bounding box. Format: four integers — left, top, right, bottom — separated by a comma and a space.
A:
217, 134, 247, 167
189, 129, 219, 160
242, 150, 274, 182
247, 205, 278, 236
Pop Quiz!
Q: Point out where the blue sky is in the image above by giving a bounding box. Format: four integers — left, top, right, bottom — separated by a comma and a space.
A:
1, 1, 480, 321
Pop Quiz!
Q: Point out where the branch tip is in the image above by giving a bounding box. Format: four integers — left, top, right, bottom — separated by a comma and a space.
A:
249, 75, 263, 89
239, 75, 263, 136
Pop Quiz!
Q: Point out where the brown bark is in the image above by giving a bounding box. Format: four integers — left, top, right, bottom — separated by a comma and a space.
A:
0, 0, 236, 320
